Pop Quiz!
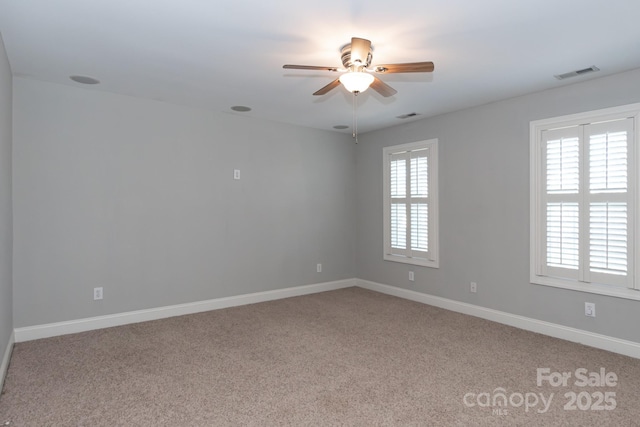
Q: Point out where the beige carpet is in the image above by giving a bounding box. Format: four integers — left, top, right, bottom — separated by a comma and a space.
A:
1, 287, 639, 426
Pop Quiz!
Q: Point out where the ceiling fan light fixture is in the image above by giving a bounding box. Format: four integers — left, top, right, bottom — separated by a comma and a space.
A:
339, 71, 374, 93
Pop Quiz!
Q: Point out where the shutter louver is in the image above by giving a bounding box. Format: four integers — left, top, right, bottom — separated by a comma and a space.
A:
390, 158, 406, 198
546, 203, 580, 269
590, 202, 627, 275
411, 203, 428, 252
546, 137, 580, 194
411, 155, 428, 198
590, 131, 627, 193
391, 203, 407, 249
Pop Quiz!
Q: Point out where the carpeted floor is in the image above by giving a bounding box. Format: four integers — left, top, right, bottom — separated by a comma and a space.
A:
1, 287, 639, 426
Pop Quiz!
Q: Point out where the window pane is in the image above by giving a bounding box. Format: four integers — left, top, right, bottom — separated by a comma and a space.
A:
546, 202, 579, 269
590, 131, 627, 194
547, 137, 579, 194
411, 203, 428, 252
390, 159, 406, 198
411, 155, 428, 198
391, 203, 406, 249
590, 202, 627, 275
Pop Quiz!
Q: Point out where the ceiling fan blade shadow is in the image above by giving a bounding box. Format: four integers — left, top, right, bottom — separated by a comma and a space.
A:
283, 65, 339, 72
313, 78, 342, 96
370, 77, 397, 97
373, 62, 434, 73
350, 37, 371, 65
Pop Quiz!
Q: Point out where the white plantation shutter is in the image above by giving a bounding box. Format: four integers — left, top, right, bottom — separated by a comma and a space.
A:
532, 106, 639, 296
542, 128, 581, 279
384, 139, 438, 267
390, 156, 408, 252
389, 153, 408, 256
586, 119, 633, 286
410, 152, 429, 253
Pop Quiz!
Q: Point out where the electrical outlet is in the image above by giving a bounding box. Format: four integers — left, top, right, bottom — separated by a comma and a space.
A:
93, 287, 103, 301
585, 302, 596, 317
470, 282, 477, 293
317, 263, 322, 273
409, 271, 415, 281
234, 169, 241, 180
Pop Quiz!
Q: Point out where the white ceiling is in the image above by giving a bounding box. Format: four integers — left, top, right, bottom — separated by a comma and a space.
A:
1, 0, 640, 134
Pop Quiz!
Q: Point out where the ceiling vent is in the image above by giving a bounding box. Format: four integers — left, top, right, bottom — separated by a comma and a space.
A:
554, 66, 600, 80
396, 112, 420, 120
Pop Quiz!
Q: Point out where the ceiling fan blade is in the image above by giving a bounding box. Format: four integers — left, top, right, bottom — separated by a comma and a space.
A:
283, 64, 339, 72
370, 77, 397, 97
313, 78, 342, 96
350, 37, 371, 65
372, 61, 435, 73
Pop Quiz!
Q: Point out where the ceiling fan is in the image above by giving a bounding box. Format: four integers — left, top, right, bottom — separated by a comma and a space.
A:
283, 37, 434, 97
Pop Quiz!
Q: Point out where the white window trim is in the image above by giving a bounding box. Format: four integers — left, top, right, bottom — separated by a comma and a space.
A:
383, 139, 439, 268
530, 102, 640, 300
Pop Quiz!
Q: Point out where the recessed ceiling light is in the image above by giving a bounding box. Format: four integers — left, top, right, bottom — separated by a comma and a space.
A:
396, 112, 420, 120
333, 125, 349, 130
69, 75, 100, 85
231, 106, 251, 112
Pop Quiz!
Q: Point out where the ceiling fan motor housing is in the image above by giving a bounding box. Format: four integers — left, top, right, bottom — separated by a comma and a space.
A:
341, 43, 373, 69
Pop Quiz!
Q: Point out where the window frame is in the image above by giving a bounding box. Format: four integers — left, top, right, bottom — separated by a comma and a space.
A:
530, 103, 640, 300
383, 139, 439, 268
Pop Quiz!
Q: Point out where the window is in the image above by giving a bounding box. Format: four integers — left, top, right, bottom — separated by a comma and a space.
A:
530, 103, 640, 299
384, 139, 439, 267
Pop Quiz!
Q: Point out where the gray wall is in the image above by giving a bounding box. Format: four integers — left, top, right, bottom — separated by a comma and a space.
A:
11, 62, 640, 344
356, 68, 640, 343
13, 78, 356, 327
0, 34, 13, 353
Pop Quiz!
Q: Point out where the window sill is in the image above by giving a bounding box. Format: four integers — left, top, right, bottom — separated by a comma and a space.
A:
384, 254, 439, 268
531, 275, 640, 301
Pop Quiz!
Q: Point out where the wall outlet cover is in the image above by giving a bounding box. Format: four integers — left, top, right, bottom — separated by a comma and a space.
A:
585, 302, 596, 317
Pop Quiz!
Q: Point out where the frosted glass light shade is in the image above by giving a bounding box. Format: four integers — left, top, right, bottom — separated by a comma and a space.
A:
339, 72, 374, 93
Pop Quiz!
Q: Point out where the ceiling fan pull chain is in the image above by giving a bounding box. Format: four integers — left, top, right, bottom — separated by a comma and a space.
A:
353, 92, 358, 143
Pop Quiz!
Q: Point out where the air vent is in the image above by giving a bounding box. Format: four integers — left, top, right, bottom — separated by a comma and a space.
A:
396, 112, 420, 120
554, 66, 600, 80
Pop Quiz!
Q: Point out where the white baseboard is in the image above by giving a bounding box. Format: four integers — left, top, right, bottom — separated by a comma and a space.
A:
14, 277, 639, 359
14, 278, 356, 343
357, 279, 640, 359
1, 330, 14, 391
